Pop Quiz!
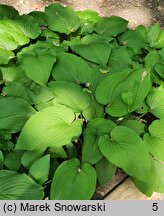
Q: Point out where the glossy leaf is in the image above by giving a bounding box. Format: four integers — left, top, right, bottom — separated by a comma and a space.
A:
0, 170, 44, 200
29, 155, 50, 185
45, 3, 80, 34
16, 105, 82, 150
50, 158, 96, 200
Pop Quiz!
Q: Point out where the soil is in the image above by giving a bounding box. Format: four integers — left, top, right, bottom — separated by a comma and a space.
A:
0, 0, 163, 28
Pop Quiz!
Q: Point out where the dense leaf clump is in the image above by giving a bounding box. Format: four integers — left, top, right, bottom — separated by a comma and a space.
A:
0, 3, 164, 200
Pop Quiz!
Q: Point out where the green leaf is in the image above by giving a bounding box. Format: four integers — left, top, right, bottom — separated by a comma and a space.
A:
29, 155, 50, 185
95, 157, 117, 187
48, 81, 90, 113
70, 34, 112, 65
147, 86, 164, 118
82, 95, 104, 121
147, 24, 164, 48
144, 119, 164, 161
77, 9, 100, 23
50, 158, 96, 200
0, 132, 13, 150
119, 29, 148, 51
0, 96, 36, 133
96, 69, 132, 105
52, 52, 93, 83
28, 11, 47, 26
4, 150, 24, 171
16, 105, 82, 150
0, 4, 19, 19
0, 150, 3, 169
48, 146, 67, 158
133, 158, 164, 196
95, 16, 128, 36
82, 128, 103, 165
0, 169, 44, 199
1, 65, 29, 83
108, 47, 132, 73
18, 43, 56, 86
145, 50, 162, 69
22, 149, 45, 169
0, 49, 14, 64
155, 63, 164, 78
96, 68, 151, 117
45, 3, 80, 34
87, 118, 117, 136
98, 126, 152, 182
120, 119, 145, 136
14, 15, 41, 39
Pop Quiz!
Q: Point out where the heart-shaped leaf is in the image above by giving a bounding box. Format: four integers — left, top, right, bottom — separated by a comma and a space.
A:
50, 158, 96, 200
16, 105, 82, 150
45, 3, 80, 34
144, 119, 164, 161
0, 169, 44, 199
18, 42, 56, 86
98, 126, 152, 182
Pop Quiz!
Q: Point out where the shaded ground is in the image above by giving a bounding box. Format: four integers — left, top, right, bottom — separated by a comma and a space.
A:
0, 0, 163, 28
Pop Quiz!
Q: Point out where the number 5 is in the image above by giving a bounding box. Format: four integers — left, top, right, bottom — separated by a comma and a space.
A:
152, 203, 158, 211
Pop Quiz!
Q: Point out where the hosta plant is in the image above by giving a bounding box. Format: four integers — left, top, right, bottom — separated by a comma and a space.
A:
0, 3, 164, 200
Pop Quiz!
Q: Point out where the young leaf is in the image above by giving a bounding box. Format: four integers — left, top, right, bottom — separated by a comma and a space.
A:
147, 86, 164, 118
50, 158, 96, 200
18, 43, 56, 86
0, 170, 44, 199
147, 23, 164, 48
98, 126, 152, 182
52, 52, 93, 83
16, 105, 82, 150
45, 3, 80, 34
82, 128, 103, 165
29, 155, 50, 185
95, 157, 117, 187
95, 16, 128, 36
48, 81, 90, 113
0, 96, 36, 133
143, 119, 164, 161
